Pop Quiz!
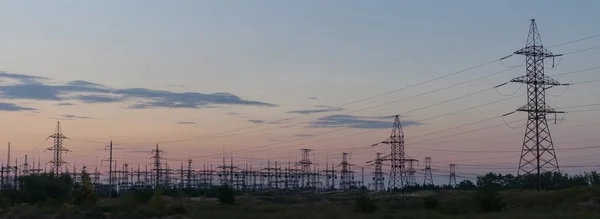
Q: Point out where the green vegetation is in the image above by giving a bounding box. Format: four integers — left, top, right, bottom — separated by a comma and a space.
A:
0, 172, 599, 218
354, 192, 377, 213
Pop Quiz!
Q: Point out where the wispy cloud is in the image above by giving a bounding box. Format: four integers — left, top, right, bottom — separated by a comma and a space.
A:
248, 120, 266, 124
125, 149, 151, 153
55, 102, 74, 106
309, 115, 421, 129
308, 97, 318, 100
177, 121, 197, 125
294, 134, 314, 138
0, 102, 36, 111
0, 72, 277, 109
62, 114, 92, 120
287, 106, 344, 115
0, 72, 48, 83
166, 84, 185, 88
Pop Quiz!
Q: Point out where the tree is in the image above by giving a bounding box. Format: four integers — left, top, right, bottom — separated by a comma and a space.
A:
590, 171, 600, 186
456, 180, 476, 190
73, 170, 97, 205
17, 173, 74, 204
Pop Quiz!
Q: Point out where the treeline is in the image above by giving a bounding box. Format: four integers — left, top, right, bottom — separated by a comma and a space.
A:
0, 171, 237, 208
474, 171, 600, 190
0, 171, 96, 207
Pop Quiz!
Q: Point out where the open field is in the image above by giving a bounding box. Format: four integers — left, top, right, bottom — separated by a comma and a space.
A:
2, 187, 600, 219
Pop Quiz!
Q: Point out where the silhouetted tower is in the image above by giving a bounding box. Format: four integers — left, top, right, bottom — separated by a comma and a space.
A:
46, 122, 70, 174
337, 152, 353, 190
93, 167, 101, 185
296, 148, 315, 190
20, 155, 31, 176
187, 159, 193, 189
422, 157, 434, 186
449, 164, 457, 187
381, 115, 407, 190
367, 152, 385, 191
1, 143, 17, 189
505, 19, 566, 192
101, 141, 114, 198
406, 159, 418, 186
150, 143, 165, 188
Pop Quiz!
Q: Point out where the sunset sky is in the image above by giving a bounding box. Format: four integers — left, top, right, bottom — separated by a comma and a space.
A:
0, 0, 599, 183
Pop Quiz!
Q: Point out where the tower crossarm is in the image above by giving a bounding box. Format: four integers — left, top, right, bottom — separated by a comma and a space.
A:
509, 75, 566, 86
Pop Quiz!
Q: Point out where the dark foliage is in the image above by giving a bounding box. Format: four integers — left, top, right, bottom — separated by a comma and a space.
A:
216, 186, 236, 205
476, 171, 600, 190
168, 204, 187, 215
354, 192, 377, 213
423, 196, 438, 209
73, 170, 97, 206
476, 188, 505, 212
14, 173, 74, 205
456, 180, 476, 190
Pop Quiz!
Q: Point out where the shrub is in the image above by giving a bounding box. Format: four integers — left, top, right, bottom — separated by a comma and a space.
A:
423, 196, 439, 209
73, 171, 97, 206
149, 190, 167, 211
354, 192, 377, 213
476, 188, 505, 212
217, 186, 236, 205
118, 192, 139, 211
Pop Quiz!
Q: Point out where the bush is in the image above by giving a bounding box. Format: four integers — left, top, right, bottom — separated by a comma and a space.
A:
354, 192, 377, 213
476, 188, 505, 212
217, 186, 236, 205
423, 196, 439, 209
73, 171, 97, 206
149, 190, 167, 211
118, 192, 139, 211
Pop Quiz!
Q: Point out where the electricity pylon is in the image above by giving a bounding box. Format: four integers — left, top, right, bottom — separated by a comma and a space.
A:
46, 122, 70, 174
505, 19, 567, 191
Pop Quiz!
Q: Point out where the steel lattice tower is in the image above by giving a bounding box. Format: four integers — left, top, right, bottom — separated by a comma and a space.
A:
422, 157, 434, 186
337, 152, 353, 190
406, 159, 418, 186
150, 143, 165, 188
449, 164, 457, 187
509, 19, 565, 191
297, 148, 314, 190
368, 152, 385, 191
46, 122, 70, 174
382, 115, 407, 190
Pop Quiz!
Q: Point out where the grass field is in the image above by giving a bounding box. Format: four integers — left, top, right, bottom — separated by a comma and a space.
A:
2, 187, 600, 219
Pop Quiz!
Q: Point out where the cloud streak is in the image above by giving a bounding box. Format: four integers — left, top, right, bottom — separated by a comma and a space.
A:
0, 102, 36, 111
0, 72, 277, 110
248, 120, 266, 124
287, 106, 344, 115
177, 121, 197, 125
62, 114, 92, 119
309, 115, 421, 129
55, 102, 74, 106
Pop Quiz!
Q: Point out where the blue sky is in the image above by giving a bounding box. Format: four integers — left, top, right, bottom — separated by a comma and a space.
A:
0, 1, 599, 184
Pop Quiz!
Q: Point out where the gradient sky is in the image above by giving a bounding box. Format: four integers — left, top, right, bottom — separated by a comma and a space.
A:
0, 1, 599, 183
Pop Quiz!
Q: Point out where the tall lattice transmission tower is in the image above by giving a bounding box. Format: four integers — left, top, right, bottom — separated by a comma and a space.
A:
422, 157, 434, 186
381, 115, 407, 190
506, 19, 566, 191
46, 122, 70, 174
449, 164, 457, 187
406, 159, 418, 186
337, 152, 353, 190
150, 143, 165, 188
366, 152, 385, 191
297, 148, 315, 190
